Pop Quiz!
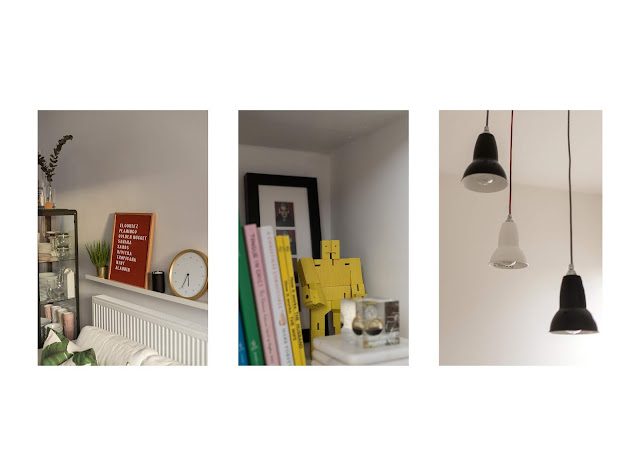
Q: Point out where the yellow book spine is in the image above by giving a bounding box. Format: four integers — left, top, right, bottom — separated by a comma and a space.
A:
276, 235, 304, 365
282, 236, 306, 366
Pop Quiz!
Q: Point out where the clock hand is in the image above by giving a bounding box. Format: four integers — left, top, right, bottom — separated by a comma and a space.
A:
187, 273, 190, 287
180, 273, 188, 288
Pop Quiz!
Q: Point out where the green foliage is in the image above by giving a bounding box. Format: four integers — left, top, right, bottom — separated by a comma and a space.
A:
41, 332, 72, 366
38, 135, 73, 182
72, 348, 98, 366
85, 240, 111, 268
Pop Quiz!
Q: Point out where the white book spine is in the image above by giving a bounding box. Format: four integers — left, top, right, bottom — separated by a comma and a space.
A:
258, 226, 294, 365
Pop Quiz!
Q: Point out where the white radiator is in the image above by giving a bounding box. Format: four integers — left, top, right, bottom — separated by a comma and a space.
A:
92, 295, 208, 366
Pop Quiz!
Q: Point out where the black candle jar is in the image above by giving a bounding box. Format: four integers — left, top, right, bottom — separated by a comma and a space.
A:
151, 271, 165, 293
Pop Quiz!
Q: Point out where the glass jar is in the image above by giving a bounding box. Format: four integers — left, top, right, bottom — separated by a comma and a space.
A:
50, 237, 59, 258
47, 278, 65, 302
57, 245, 70, 260
40, 317, 52, 343
57, 232, 70, 247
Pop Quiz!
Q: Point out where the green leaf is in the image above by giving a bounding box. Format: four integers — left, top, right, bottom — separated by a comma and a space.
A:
72, 349, 98, 366
42, 338, 68, 358
41, 351, 73, 366
85, 240, 111, 267
41, 339, 71, 365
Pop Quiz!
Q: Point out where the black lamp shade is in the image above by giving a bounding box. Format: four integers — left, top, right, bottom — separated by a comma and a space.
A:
462, 132, 508, 193
549, 274, 598, 334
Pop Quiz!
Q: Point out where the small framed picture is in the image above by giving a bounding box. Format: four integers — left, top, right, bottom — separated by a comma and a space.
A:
244, 173, 321, 259
108, 212, 156, 289
275, 202, 295, 227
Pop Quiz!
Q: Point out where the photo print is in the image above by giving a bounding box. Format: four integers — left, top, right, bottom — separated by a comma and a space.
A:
275, 201, 295, 227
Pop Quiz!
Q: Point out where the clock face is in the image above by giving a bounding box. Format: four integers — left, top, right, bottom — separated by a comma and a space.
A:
169, 250, 208, 299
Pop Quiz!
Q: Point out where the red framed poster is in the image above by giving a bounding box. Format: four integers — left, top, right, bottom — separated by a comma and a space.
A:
108, 212, 156, 289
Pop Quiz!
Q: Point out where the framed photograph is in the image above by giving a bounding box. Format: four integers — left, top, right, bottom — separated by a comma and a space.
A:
244, 173, 321, 259
244, 173, 322, 342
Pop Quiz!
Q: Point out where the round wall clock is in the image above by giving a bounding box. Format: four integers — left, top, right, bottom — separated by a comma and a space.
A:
168, 249, 208, 300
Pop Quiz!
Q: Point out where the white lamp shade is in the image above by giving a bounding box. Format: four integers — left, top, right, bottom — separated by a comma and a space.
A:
489, 216, 528, 269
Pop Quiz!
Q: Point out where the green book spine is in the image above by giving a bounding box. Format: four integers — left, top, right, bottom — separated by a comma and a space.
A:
239, 219, 265, 365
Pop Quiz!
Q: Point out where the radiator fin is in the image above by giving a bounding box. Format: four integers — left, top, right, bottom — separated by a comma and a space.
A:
92, 295, 207, 366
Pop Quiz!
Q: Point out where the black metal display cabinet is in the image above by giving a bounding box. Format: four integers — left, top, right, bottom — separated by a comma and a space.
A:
37, 209, 80, 348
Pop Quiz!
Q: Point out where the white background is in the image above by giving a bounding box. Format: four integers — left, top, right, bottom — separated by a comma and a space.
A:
2, 1, 639, 451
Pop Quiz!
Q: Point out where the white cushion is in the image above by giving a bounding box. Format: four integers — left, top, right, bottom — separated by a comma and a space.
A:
76, 326, 158, 366
141, 354, 182, 366
40, 328, 97, 366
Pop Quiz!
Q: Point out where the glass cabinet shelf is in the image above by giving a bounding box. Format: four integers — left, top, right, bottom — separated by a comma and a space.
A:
38, 255, 77, 264
39, 296, 77, 306
37, 209, 79, 349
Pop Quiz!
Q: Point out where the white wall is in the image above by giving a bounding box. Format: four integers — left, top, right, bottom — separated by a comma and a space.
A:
38, 111, 208, 327
238, 145, 332, 239
439, 172, 603, 365
330, 115, 409, 338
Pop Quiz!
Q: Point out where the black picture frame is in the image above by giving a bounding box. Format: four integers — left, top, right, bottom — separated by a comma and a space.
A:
244, 173, 322, 344
244, 173, 322, 259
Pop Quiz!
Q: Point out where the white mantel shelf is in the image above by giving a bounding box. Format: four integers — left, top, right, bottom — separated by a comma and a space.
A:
85, 275, 208, 311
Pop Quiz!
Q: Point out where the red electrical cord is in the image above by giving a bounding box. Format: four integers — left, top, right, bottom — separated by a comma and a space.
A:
509, 110, 513, 215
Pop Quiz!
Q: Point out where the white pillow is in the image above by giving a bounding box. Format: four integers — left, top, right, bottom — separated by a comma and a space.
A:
141, 354, 182, 366
76, 326, 158, 366
40, 329, 97, 366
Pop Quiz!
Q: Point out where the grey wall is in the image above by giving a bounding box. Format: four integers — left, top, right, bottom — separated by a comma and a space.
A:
330, 115, 410, 338
38, 111, 208, 327
439, 172, 602, 365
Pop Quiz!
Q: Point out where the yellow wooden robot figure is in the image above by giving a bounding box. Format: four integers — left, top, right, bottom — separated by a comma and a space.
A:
297, 240, 366, 350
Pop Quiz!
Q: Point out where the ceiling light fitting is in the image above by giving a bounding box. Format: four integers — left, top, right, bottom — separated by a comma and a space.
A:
490, 111, 527, 269
462, 110, 508, 193
549, 110, 598, 334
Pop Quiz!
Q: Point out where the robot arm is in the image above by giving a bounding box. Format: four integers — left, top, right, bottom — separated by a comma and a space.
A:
351, 282, 366, 297
297, 258, 326, 309
346, 258, 367, 297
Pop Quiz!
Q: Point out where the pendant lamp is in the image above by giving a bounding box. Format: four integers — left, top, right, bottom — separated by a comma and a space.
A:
549, 110, 598, 334
489, 111, 528, 269
462, 110, 508, 193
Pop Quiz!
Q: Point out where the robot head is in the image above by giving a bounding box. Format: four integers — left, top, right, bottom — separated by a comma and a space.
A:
321, 240, 340, 260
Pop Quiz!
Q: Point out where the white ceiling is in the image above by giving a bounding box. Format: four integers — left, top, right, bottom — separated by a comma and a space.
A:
440, 110, 602, 194
239, 110, 407, 153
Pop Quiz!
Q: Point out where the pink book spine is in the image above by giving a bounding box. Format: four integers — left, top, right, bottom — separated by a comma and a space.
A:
243, 224, 280, 365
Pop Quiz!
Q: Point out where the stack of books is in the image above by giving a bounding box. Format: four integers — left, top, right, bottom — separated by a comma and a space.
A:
311, 335, 409, 366
239, 220, 306, 365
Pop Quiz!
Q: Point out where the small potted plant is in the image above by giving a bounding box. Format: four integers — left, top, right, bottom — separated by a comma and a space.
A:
38, 135, 73, 209
85, 240, 110, 278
